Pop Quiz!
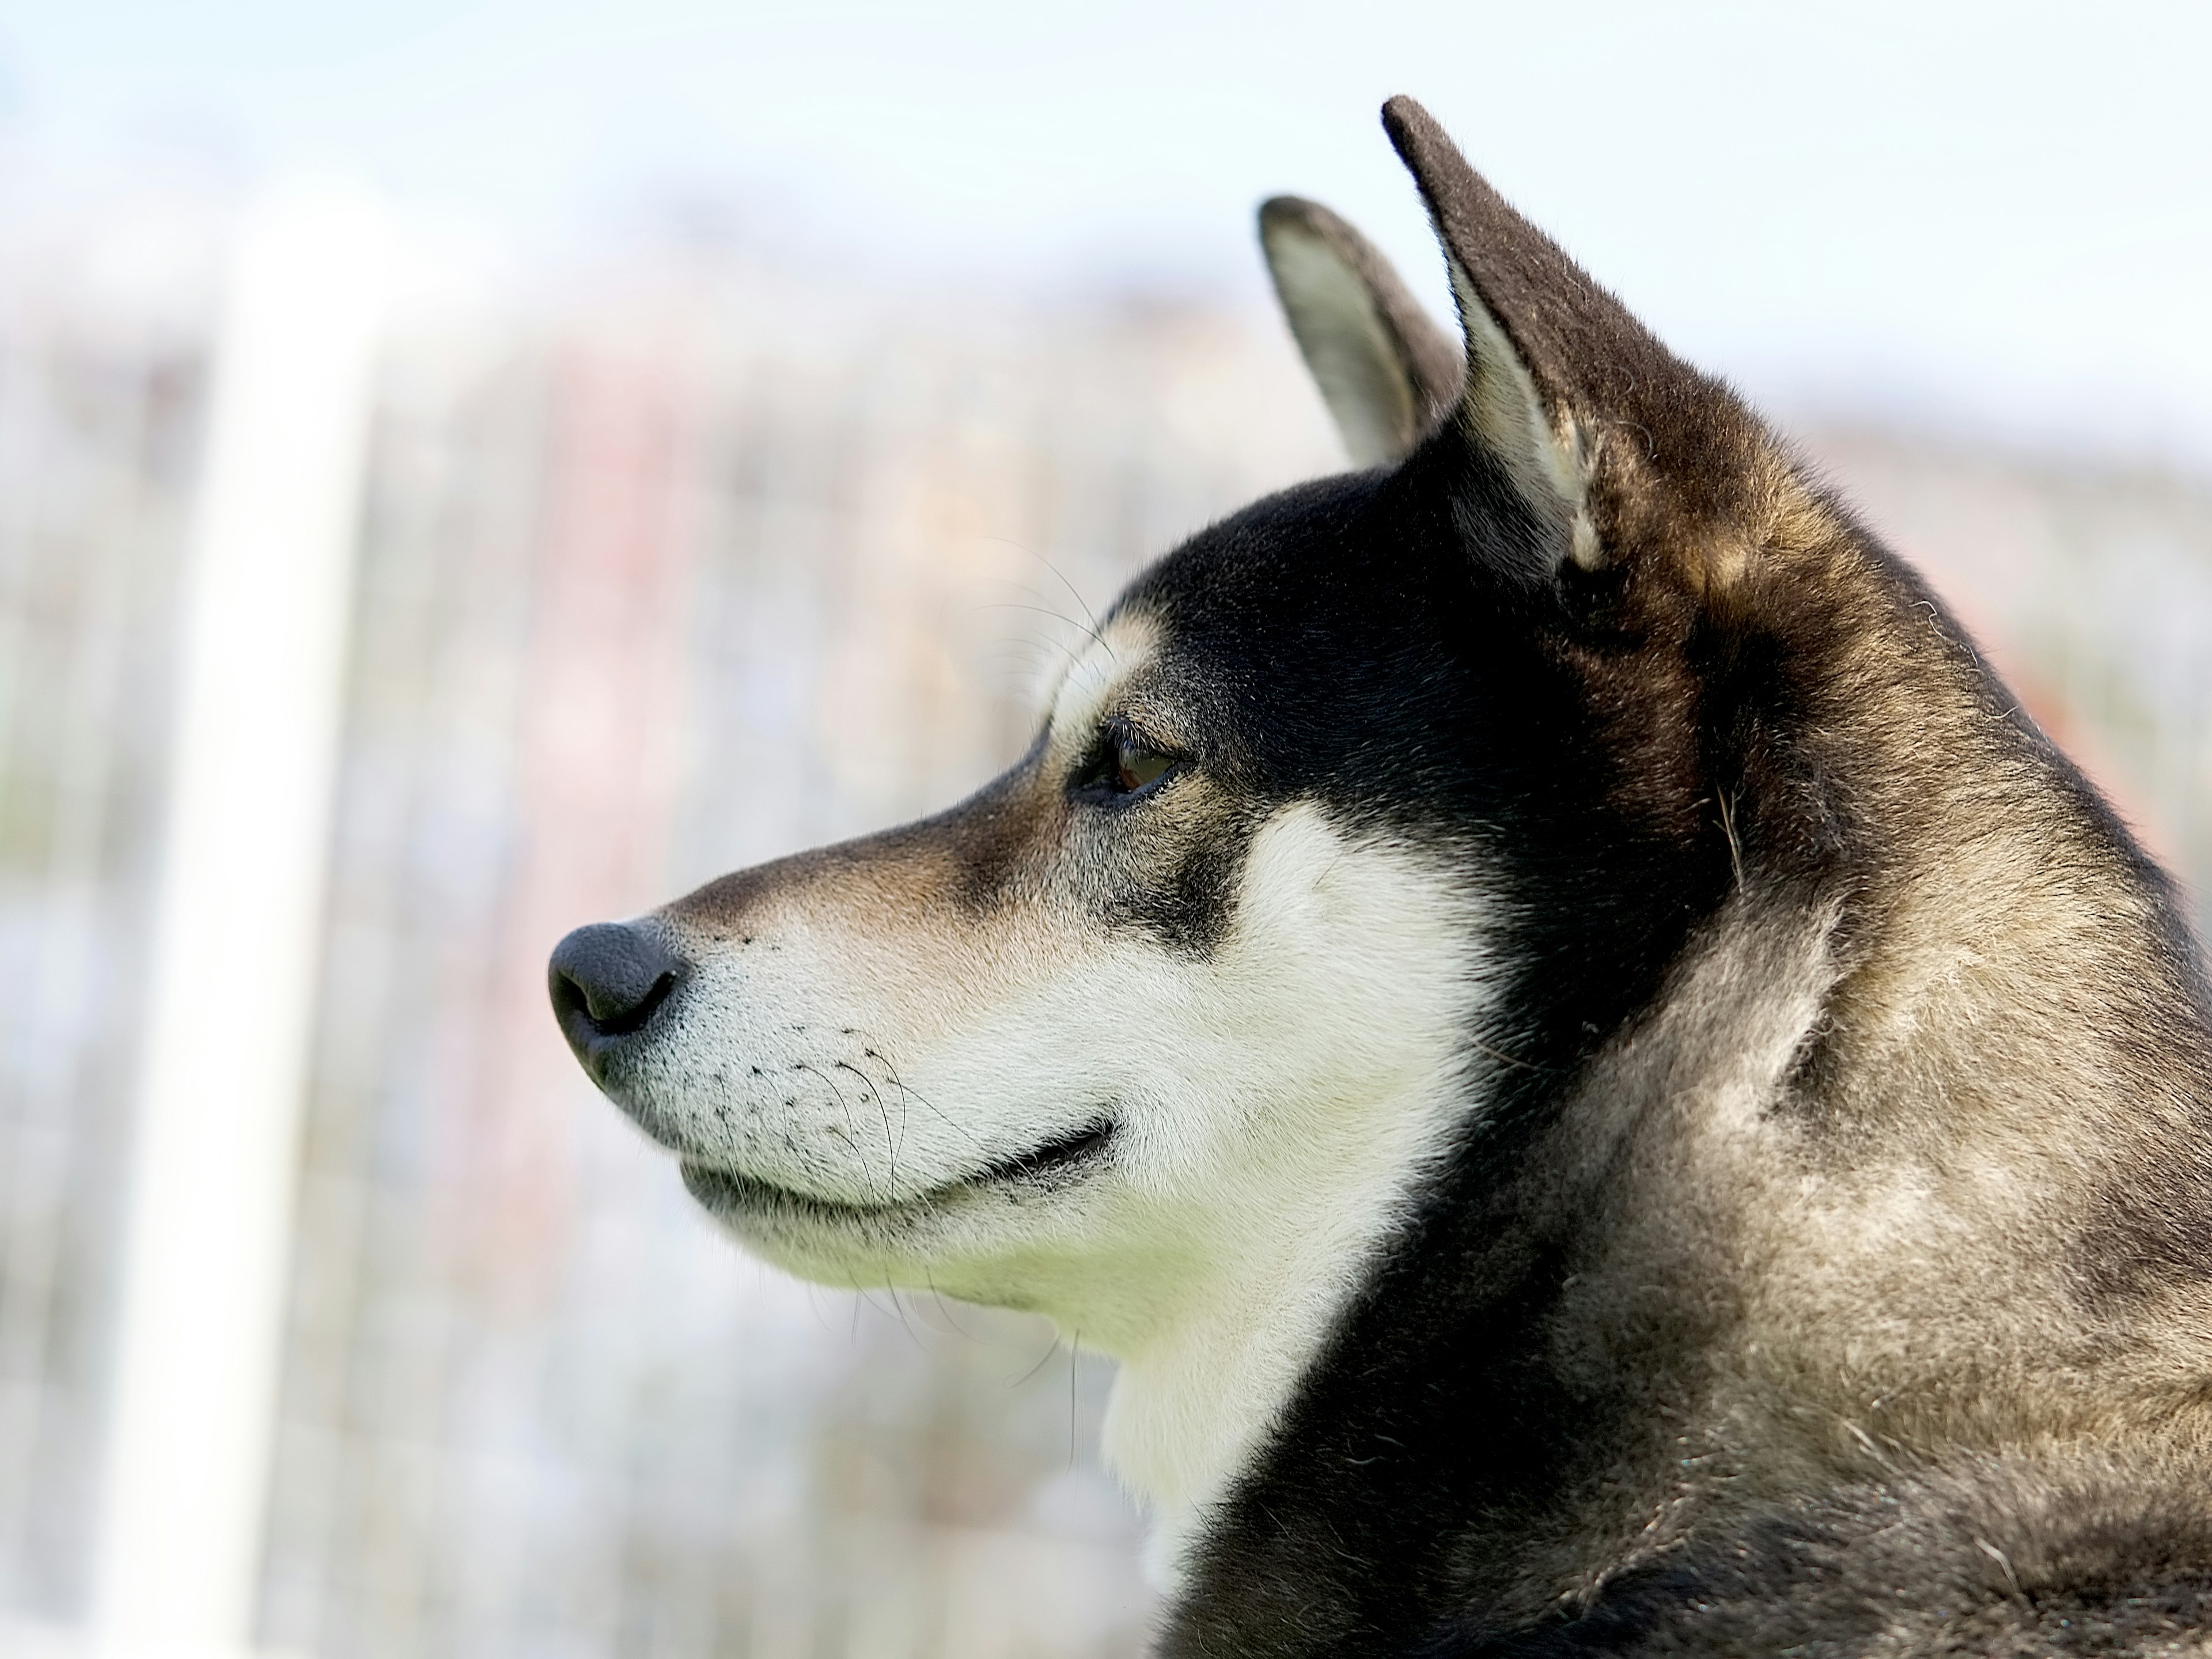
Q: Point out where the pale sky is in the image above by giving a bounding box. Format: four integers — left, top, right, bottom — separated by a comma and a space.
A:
4, 1, 2208, 465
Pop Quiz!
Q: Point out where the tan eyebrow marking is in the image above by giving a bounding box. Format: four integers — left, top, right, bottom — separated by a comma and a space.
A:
1043, 611, 1162, 748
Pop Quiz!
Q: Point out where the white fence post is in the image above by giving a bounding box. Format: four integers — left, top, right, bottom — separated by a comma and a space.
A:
94, 186, 388, 1659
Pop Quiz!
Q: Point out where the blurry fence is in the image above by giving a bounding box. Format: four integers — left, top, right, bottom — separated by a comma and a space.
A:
2, 195, 2211, 1657
0, 268, 206, 1628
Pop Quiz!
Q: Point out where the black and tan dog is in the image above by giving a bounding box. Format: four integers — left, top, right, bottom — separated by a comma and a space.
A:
551, 99, 2212, 1655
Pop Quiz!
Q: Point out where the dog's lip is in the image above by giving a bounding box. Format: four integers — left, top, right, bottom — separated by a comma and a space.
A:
681, 1118, 1116, 1218
964, 1119, 1113, 1186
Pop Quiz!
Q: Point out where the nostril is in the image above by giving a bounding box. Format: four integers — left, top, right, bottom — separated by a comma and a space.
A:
554, 964, 676, 1035
548, 922, 686, 1050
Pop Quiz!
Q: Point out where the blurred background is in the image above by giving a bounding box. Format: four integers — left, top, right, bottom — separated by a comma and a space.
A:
0, 3, 2207, 1656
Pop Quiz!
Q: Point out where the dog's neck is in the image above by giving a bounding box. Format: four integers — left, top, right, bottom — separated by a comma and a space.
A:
1086, 1065, 1480, 1588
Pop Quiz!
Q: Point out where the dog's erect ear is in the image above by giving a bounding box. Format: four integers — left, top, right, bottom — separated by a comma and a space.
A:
1381, 96, 1760, 578
1259, 196, 1463, 468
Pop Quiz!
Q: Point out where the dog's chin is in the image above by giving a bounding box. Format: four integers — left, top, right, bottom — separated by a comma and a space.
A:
676, 1119, 1116, 1265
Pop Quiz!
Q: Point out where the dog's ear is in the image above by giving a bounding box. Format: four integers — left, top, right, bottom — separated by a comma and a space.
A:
1259, 196, 1463, 468
1382, 96, 1763, 581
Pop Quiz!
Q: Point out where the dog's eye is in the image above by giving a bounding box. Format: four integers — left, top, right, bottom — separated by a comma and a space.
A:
1072, 726, 1179, 803
1115, 738, 1171, 793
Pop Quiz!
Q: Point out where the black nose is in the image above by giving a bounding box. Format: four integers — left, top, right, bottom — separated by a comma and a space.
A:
549, 922, 685, 1069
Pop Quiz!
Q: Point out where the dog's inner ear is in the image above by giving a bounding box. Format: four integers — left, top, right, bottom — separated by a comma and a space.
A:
1259, 196, 1462, 468
1381, 95, 1762, 581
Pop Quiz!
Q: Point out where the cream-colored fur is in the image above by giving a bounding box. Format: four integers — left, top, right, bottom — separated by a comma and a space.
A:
1263, 224, 1427, 468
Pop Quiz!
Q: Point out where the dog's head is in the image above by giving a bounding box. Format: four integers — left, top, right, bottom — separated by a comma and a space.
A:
551, 98, 1818, 1512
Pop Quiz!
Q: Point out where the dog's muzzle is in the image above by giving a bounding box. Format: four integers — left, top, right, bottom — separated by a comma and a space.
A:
548, 921, 686, 1082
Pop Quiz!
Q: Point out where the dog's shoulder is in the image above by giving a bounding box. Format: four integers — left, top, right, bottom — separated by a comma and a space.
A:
1461, 1453, 2212, 1658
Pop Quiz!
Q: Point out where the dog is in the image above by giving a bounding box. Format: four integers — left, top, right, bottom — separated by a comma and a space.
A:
550, 97, 2212, 1655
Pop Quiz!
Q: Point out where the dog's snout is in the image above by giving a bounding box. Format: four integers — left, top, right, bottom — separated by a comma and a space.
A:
550, 922, 685, 1066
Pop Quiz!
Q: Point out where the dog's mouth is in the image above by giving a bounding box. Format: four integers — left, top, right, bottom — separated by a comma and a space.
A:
679, 1118, 1116, 1221
966, 1119, 1114, 1185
